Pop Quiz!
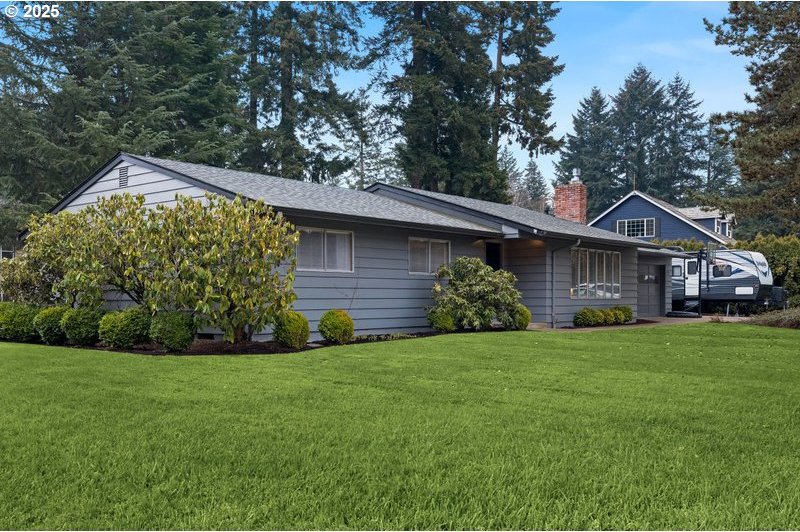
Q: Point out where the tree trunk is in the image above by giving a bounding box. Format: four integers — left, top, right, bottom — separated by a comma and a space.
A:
277, 2, 301, 180
492, 10, 505, 153
408, 1, 426, 190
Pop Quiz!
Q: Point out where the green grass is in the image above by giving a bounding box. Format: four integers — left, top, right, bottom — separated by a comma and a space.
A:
1, 324, 800, 529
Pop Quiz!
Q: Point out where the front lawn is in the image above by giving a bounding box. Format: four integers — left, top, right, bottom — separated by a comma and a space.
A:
1, 324, 799, 529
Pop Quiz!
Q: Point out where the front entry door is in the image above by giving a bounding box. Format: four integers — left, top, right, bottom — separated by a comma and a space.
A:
485, 242, 502, 270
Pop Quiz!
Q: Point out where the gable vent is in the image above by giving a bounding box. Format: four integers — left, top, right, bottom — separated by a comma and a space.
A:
118, 167, 129, 188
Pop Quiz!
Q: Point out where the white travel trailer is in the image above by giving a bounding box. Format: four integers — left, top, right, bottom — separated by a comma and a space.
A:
671, 250, 773, 309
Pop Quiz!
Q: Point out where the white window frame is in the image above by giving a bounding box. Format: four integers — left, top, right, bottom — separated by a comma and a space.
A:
408, 237, 451, 275
570, 248, 622, 300
616, 218, 655, 238
296, 227, 354, 273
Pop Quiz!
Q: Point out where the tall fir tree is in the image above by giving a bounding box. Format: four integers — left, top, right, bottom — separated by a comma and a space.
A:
238, 2, 363, 182
499, 147, 524, 204
369, 2, 508, 202
479, 2, 563, 156
554, 87, 617, 219
522, 159, 549, 212
705, 2, 800, 235
657, 74, 706, 204
702, 124, 739, 197
610, 64, 669, 200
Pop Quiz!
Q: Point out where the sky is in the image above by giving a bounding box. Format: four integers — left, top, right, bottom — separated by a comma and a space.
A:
343, 1, 753, 191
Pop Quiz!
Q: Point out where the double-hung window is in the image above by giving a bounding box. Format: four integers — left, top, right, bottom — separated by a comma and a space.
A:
570, 248, 622, 299
409, 238, 450, 274
297, 228, 353, 272
616, 218, 655, 238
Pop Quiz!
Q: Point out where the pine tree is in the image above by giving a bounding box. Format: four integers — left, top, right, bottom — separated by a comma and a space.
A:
480, 2, 563, 156
705, 3, 800, 235
610, 65, 669, 199
703, 124, 739, 196
370, 2, 508, 202
554, 87, 617, 219
499, 148, 524, 204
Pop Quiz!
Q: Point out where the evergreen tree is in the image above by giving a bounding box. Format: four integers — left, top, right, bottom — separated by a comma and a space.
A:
522, 159, 549, 212
554, 87, 617, 219
480, 2, 563, 155
499, 147, 524, 204
370, 2, 508, 202
703, 124, 739, 196
238, 2, 363, 182
705, 3, 800, 235
610, 64, 669, 200
657, 74, 706, 204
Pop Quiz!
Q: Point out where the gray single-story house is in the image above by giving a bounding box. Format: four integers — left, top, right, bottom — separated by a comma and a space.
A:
47, 153, 678, 337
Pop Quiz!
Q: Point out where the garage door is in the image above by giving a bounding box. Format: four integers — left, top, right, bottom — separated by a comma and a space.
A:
637, 264, 664, 317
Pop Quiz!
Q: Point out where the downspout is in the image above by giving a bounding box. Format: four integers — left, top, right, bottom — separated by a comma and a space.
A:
550, 239, 581, 329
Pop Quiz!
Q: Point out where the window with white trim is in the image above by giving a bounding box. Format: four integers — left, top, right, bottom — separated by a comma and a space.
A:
570, 248, 621, 299
409, 238, 450, 274
297, 228, 353, 272
616, 218, 655, 238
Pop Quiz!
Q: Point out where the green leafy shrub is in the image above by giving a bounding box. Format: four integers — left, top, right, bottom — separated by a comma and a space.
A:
748, 307, 800, 329
430, 257, 523, 331
33, 306, 70, 345
0, 302, 39, 342
512, 304, 532, 330
612, 305, 634, 323
60, 308, 104, 346
428, 308, 456, 333
98, 307, 152, 349
573, 307, 602, 327
273, 310, 310, 349
149, 312, 196, 352
318, 309, 354, 344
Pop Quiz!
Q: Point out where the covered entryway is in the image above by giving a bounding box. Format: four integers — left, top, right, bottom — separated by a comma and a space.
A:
637, 263, 665, 317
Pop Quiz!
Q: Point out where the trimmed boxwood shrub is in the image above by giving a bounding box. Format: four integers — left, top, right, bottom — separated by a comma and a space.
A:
428, 308, 456, 333
98, 307, 152, 349
0, 302, 40, 342
33, 306, 70, 345
60, 308, 105, 346
613, 305, 634, 323
318, 309, 354, 344
273, 310, 310, 349
573, 307, 602, 327
150, 311, 196, 352
512, 304, 532, 330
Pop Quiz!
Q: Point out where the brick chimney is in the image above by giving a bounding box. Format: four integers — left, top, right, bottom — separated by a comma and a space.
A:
554, 169, 587, 224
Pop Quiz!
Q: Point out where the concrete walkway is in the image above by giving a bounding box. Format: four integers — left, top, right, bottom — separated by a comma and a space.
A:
530, 315, 750, 332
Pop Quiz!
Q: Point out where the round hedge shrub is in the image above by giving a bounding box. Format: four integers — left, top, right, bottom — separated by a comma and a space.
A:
612, 305, 634, 323
273, 310, 310, 349
512, 304, 532, 330
33, 306, 70, 345
149, 311, 195, 352
428, 308, 456, 333
0, 302, 40, 342
573, 307, 600, 327
318, 309, 354, 344
60, 308, 104, 346
599, 308, 615, 326
98, 307, 152, 349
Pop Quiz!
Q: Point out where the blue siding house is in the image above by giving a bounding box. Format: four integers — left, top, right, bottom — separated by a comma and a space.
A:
589, 191, 735, 245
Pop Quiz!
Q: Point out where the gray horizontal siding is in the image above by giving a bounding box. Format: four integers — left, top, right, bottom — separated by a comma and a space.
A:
504, 239, 549, 326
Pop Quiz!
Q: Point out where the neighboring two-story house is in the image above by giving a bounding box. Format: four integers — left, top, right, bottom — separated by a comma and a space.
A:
588, 190, 735, 246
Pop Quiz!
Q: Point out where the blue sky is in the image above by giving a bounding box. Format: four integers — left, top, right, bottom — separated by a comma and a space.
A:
346, 1, 752, 189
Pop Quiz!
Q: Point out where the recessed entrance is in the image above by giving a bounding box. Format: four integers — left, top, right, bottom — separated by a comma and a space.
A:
485, 242, 503, 270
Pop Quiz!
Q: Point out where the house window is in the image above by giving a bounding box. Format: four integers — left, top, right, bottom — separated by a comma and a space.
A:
297, 228, 353, 272
687, 261, 698, 275
570, 248, 621, 299
616, 218, 655, 238
713, 264, 732, 278
672, 265, 682, 277
409, 238, 450, 274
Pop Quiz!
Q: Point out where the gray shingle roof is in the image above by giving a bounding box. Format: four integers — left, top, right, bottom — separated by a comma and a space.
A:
124, 154, 500, 235
372, 185, 657, 248
676, 206, 730, 220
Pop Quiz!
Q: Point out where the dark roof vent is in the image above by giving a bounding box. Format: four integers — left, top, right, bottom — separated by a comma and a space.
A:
119, 167, 129, 188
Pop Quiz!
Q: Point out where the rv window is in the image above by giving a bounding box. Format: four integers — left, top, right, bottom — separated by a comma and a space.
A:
713, 264, 732, 278
687, 261, 698, 275
672, 265, 682, 277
